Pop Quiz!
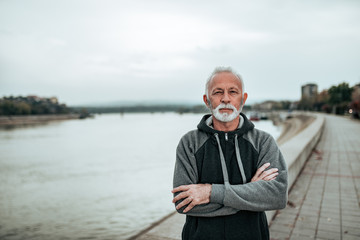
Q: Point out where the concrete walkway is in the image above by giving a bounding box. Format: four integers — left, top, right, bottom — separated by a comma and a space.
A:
269, 115, 360, 240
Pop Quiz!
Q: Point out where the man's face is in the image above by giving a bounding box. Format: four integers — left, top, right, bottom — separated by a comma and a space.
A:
203, 72, 248, 122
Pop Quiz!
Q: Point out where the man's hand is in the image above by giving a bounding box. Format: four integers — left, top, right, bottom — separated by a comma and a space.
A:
171, 184, 211, 213
251, 162, 278, 182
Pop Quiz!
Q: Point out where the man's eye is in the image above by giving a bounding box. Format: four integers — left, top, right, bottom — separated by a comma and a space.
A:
214, 91, 222, 95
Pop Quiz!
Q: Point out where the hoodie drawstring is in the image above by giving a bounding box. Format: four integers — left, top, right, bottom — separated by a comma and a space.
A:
214, 133, 247, 185
214, 133, 229, 184
235, 134, 247, 184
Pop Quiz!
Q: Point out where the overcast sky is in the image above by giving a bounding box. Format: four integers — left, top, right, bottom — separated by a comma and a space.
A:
1, 0, 359, 106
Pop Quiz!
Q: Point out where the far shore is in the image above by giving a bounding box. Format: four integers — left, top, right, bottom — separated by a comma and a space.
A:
0, 114, 81, 127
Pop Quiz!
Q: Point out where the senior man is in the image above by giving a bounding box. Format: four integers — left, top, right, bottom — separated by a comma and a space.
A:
172, 67, 288, 240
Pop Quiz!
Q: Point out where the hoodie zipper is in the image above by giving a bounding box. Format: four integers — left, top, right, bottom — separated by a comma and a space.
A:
225, 133, 228, 141
214, 133, 246, 184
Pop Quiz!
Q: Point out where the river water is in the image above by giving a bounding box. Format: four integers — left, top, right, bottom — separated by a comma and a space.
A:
0, 113, 280, 240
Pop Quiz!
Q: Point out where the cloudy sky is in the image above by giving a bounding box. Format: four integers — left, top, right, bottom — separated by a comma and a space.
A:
1, 0, 359, 106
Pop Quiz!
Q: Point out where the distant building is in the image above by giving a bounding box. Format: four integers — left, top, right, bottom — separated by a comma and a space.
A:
27, 95, 42, 102
301, 83, 318, 100
256, 100, 278, 111
50, 97, 58, 104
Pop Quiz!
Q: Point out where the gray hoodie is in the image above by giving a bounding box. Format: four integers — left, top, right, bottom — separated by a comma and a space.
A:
173, 113, 288, 239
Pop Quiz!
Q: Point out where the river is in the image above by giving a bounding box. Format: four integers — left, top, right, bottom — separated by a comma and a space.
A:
0, 113, 281, 240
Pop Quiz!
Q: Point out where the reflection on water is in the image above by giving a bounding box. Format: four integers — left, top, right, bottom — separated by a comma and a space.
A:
0, 113, 280, 240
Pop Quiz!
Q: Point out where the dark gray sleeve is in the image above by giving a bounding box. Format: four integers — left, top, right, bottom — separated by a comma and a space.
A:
173, 132, 238, 217
211, 134, 288, 211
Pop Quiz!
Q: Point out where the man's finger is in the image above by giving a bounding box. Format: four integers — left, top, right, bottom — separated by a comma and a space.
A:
252, 163, 271, 180
258, 163, 271, 172
172, 191, 188, 203
172, 185, 190, 193
264, 172, 279, 181
259, 168, 278, 179
183, 201, 196, 213
176, 196, 193, 210
257, 163, 270, 175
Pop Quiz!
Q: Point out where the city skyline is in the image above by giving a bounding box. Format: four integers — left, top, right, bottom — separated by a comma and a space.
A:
1, 0, 360, 106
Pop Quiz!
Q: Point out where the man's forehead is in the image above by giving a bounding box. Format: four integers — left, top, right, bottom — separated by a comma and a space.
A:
209, 72, 242, 89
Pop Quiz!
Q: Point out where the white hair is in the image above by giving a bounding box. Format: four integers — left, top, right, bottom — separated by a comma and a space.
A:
205, 66, 245, 99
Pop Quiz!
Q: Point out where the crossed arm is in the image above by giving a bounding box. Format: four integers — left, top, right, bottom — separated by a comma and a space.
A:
172, 134, 288, 216
172, 163, 279, 213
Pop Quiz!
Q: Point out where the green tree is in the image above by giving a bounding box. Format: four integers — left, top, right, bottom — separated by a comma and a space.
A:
16, 102, 32, 115
328, 82, 352, 115
314, 90, 330, 112
0, 96, 71, 116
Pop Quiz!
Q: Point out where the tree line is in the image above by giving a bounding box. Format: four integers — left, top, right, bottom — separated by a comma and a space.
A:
297, 82, 360, 118
0, 96, 70, 115
2, 81, 359, 118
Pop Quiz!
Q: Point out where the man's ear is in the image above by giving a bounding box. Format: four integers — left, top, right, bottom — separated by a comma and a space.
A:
242, 92, 248, 105
203, 95, 210, 108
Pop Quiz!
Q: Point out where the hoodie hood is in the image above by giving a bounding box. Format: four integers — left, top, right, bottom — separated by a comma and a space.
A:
197, 112, 254, 136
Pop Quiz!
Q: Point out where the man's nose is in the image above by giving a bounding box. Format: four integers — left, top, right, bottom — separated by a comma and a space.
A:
221, 92, 230, 103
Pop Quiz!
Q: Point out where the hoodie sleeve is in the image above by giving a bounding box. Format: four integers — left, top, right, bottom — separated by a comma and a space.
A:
210, 134, 288, 211
173, 132, 238, 217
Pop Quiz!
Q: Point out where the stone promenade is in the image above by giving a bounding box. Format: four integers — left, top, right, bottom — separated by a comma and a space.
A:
269, 115, 360, 240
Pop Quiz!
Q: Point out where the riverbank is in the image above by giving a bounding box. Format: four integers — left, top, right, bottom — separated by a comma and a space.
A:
0, 114, 81, 127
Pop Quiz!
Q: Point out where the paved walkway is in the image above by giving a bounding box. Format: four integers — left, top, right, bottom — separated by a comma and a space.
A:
269, 115, 360, 240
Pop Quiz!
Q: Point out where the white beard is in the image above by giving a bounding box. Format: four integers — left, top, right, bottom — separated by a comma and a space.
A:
211, 103, 242, 122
